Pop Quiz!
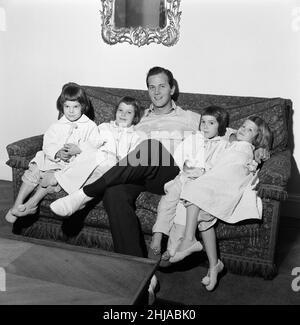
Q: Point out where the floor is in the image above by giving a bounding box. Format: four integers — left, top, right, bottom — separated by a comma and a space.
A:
0, 180, 300, 305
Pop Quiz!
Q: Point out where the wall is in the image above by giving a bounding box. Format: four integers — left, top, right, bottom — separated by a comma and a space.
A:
0, 0, 299, 199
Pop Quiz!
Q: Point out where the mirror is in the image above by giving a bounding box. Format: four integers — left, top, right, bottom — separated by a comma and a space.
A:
100, 0, 181, 47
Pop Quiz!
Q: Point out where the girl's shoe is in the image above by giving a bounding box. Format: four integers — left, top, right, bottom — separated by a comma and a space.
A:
169, 241, 203, 263
204, 259, 224, 291
201, 274, 210, 286
50, 189, 91, 217
148, 275, 159, 305
5, 209, 17, 223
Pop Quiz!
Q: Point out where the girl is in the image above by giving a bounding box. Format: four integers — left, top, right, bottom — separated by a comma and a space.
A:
5, 82, 101, 223
50, 96, 143, 195
149, 106, 230, 261
170, 115, 273, 291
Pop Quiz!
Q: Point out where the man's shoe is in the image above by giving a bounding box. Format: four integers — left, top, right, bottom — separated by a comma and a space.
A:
50, 189, 91, 217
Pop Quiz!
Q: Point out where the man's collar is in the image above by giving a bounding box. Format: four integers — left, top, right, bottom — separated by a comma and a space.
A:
145, 100, 177, 117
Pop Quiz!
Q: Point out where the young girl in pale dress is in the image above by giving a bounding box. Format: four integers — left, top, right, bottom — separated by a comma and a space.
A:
149, 106, 230, 261
5, 83, 101, 223
170, 115, 273, 291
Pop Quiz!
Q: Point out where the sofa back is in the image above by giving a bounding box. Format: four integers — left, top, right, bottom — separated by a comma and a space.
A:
82, 86, 292, 153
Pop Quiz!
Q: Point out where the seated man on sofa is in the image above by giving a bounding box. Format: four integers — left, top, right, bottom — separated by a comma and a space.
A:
50, 66, 270, 259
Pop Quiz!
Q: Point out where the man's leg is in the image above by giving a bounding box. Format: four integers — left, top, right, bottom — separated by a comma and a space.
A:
84, 139, 180, 198
51, 139, 179, 216
102, 184, 147, 257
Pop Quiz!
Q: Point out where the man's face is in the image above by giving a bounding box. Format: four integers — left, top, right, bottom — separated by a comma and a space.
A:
147, 72, 175, 111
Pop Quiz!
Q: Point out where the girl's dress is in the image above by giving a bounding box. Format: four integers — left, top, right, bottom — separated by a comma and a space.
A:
179, 140, 262, 230
55, 121, 141, 194
22, 114, 101, 185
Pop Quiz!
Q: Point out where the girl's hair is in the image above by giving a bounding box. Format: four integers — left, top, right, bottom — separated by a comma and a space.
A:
114, 96, 143, 125
201, 105, 229, 136
56, 82, 90, 116
247, 115, 273, 150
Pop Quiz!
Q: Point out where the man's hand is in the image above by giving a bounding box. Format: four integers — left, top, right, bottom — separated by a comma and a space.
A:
63, 143, 81, 156
254, 148, 270, 164
55, 148, 71, 162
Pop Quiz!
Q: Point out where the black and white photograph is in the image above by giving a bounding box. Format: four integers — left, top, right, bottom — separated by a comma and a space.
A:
0, 0, 299, 309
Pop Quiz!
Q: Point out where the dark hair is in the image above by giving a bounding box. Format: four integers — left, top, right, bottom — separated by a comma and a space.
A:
56, 82, 90, 116
114, 96, 143, 125
246, 115, 273, 150
146, 66, 175, 89
201, 105, 229, 136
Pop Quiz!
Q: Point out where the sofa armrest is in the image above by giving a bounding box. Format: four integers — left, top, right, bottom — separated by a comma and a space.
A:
257, 149, 291, 200
6, 135, 43, 169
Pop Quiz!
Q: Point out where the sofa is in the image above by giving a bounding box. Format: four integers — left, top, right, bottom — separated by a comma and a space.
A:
6, 85, 292, 279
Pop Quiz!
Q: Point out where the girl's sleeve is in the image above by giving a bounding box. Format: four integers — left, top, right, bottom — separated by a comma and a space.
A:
85, 122, 103, 149
42, 123, 63, 161
230, 142, 254, 164
98, 123, 117, 154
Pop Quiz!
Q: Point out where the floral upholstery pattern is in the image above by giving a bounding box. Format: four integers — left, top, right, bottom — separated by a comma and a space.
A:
6, 86, 292, 279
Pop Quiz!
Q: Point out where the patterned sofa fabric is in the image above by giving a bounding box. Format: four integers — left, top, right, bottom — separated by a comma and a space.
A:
6, 86, 293, 279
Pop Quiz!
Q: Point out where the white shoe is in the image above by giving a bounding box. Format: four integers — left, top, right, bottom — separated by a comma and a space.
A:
5, 209, 17, 223
169, 241, 203, 263
201, 274, 210, 286
148, 275, 158, 305
204, 259, 224, 291
50, 189, 91, 217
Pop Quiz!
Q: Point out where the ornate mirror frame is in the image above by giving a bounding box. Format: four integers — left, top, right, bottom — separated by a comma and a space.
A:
100, 0, 182, 47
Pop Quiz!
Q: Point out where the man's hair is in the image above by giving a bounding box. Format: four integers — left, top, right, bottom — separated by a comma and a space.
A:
246, 115, 273, 150
114, 96, 143, 125
146, 66, 175, 89
201, 105, 229, 136
56, 82, 90, 115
